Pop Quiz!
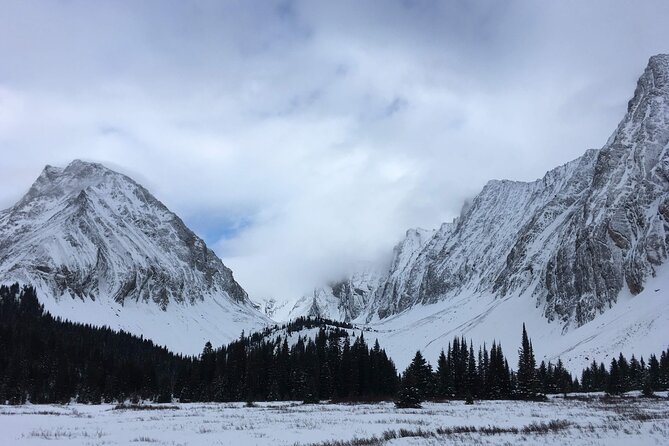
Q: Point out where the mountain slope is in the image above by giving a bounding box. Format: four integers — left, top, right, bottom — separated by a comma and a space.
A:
0, 160, 269, 353
369, 260, 669, 373
293, 54, 669, 371
286, 268, 386, 322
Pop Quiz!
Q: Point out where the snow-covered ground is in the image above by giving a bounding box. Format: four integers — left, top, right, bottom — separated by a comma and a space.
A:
34, 285, 269, 355
2, 394, 668, 445
364, 261, 669, 373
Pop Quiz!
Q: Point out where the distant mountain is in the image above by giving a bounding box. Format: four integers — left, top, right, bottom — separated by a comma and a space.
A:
295, 54, 669, 371
286, 268, 386, 322
0, 159, 269, 353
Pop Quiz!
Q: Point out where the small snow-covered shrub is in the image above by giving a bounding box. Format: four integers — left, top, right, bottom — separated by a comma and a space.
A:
394, 386, 422, 409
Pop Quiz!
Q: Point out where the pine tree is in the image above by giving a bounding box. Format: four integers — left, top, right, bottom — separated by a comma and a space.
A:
395, 383, 422, 408
538, 361, 548, 394
629, 355, 642, 390
516, 324, 538, 399
648, 354, 661, 391
333, 337, 350, 399
435, 349, 452, 398
402, 351, 433, 399
642, 370, 655, 398
554, 358, 570, 396
617, 353, 630, 392
467, 342, 478, 399
661, 349, 669, 389
606, 358, 622, 395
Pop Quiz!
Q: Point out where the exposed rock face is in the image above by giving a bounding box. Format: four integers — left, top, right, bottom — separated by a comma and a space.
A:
510, 53, 669, 326
368, 227, 438, 319
289, 269, 384, 322
305, 55, 669, 330
0, 160, 250, 310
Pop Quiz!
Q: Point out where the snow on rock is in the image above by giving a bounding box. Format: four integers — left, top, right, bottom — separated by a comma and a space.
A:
372, 54, 669, 327
0, 159, 270, 354
286, 266, 387, 323
293, 55, 669, 372
368, 261, 669, 373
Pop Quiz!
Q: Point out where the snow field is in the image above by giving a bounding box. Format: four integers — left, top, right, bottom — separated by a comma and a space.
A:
1, 394, 668, 446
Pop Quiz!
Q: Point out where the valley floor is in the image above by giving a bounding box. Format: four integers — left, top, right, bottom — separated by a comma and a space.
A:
1, 394, 668, 446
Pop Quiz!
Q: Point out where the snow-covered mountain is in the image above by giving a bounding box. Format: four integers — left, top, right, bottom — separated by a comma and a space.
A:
0, 160, 269, 353
285, 229, 435, 322
293, 54, 669, 371
375, 53, 669, 325
286, 268, 386, 322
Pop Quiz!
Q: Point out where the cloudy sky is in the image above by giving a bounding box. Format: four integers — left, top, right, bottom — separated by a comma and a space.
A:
1, 0, 668, 303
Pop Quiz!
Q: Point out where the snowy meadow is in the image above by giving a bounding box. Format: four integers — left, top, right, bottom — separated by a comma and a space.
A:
2, 394, 668, 446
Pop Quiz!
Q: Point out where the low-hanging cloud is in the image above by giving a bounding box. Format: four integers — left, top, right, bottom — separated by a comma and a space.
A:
0, 0, 668, 302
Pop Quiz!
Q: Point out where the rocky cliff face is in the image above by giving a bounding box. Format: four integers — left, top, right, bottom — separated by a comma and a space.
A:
536, 54, 669, 326
288, 269, 385, 322
305, 55, 669, 330
0, 160, 252, 312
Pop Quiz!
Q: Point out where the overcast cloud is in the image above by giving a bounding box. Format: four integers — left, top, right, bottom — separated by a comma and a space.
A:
0, 0, 668, 302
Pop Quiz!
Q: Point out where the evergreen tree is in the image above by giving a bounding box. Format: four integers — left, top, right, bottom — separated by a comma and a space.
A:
642, 371, 655, 398
661, 349, 669, 389
606, 358, 622, 395
435, 349, 452, 398
402, 351, 433, 399
648, 354, 661, 391
617, 353, 630, 392
538, 361, 548, 394
395, 383, 422, 408
629, 355, 642, 390
467, 343, 478, 398
554, 359, 571, 396
516, 324, 538, 399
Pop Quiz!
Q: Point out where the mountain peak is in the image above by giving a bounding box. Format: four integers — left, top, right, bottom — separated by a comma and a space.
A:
42, 164, 63, 174
63, 159, 110, 175
20, 160, 126, 209
1, 159, 252, 307
644, 54, 669, 91
38, 159, 110, 182
626, 53, 669, 113
648, 53, 669, 70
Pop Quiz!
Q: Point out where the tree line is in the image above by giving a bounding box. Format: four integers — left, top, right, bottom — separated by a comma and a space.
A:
0, 284, 667, 405
580, 350, 669, 396
396, 323, 668, 407
0, 284, 397, 404
395, 324, 575, 406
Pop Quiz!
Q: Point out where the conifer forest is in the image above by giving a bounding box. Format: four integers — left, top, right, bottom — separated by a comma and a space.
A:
2, 284, 667, 406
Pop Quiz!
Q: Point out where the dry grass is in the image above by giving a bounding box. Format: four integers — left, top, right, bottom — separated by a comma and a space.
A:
302, 419, 572, 446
